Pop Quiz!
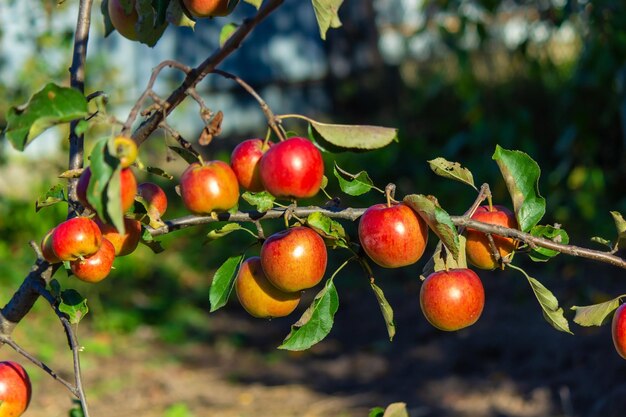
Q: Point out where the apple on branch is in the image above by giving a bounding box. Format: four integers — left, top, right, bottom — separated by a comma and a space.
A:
0, 361, 31, 417
179, 161, 239, 214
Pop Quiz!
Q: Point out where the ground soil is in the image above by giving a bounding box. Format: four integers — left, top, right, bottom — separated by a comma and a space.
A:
4, 262, 626, 417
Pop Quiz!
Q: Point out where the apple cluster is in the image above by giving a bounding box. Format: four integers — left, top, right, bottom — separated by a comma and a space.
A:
41, 137, 168, 284
108, 0, 240, 41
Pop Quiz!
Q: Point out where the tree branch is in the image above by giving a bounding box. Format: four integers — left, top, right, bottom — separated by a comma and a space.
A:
131, 0, 285, 146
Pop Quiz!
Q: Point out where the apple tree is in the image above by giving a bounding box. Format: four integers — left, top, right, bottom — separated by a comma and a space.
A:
1, 1, 626, 416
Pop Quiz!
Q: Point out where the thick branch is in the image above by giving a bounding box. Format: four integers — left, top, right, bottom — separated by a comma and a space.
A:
67, 0, 94, 207
451, 216, 626, 269
131, 0, 285, 146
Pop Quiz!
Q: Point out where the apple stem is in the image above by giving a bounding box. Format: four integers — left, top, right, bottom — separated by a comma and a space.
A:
385, 183, 397, 208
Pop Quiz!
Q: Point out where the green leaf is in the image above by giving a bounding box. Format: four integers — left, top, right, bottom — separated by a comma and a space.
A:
572, 296, 624, 327
59, 289, 89, 325
244, 0, 263, 8
88, 138, 125, 234
168, 146, 201, 165
591, 236, 613, 248
427, 157, 477, 190
306, 212, 346, 241
166, 0, 196, 29
140, 228, 165, 253
421, 235, 468, 279
219, 23, 239, 47
369, 408, 385, 417
382, 403, 409, 417
145, 166, 174, 180
3, 83, 89, 151
510, 264, 572, 334
279, 280, 339, 351
610, 211, 626, 250
333, 162, 375, 196
370, 282, 395, 341
492, 145, 546, 232
49, 279, 62, 298
242, 191, 275, 213
101, 0, 115, 36
529, 225, 569, 262
403, 194, 459, 259
308, 119, 397, 152
311, 0, 344, 40
36, 183, 66, 212
206, 223, 256, 242
134, 0, 168, 46
209, 255, 244, 312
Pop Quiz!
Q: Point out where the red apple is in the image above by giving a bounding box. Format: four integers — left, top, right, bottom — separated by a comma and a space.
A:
41, 228, 61, 264
259, 137, 324, 199
358, 203, 429, 268
420, 268, 485, 331
0, 361, 31, 417
466, 205, 518, 270
77, 167, 137, 214
52, 217, 103, 261
230, 138, 272, 192
95, 217, 142, 257
260, 226, 327, 292
137, 182, 168, 217
108, 0, 139, 41
70, 239, 116, 283
179, 161, 239, 214
612, 303, 626, 359
236, 257, 301, 318
182, 0, 237, 18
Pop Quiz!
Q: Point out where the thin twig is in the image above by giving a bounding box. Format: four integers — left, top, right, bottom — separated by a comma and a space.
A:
0, 335, 78, 396
212, 69, 286, 141
122, 60, 191, 136
132, 0, 286, 146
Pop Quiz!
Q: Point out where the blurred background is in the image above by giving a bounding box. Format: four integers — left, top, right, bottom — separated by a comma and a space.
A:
0, 0, 625, 416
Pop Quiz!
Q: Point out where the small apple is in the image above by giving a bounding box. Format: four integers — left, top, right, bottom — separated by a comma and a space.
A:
260, 226, 327, 292
41, 228, 61, 264
259, 137, 324, 199
236, 257, 301, 318
420, 268, 485, 331
70, 239, 116, 283
358, 203, 429, 268
182, 0, 238, 18
108, 0, 139, 41
230, 138, 272, 192
52, 217, 103, 261
95, 218, 142, 257
612, 303, 626, 359
77, 166, 137, 214
0, 361, 31, 417
113, 135, 138, 168
466, 205, 518, 270
179, 161, 239, 214
137, 182, 168, 217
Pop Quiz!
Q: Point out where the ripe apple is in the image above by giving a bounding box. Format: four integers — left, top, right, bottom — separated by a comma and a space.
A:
420, 268, 485, 331
230, 138, 272, 192
260, 226, 327, 292
77, 166, 137, 214
52, 217, 103, 261
182, 0, 238, 18
137, 182, 168, 217
95, 217, 142, 257
358, 203, 429, 268
70, 239, 116, 283
108, 0, 139, 41
236, 257, 301, 318
41, 228, 61, 264
466, 205, 518, 270
259, 137, 324, 199
179, 161, 239, 214
0, 361, 31, 417
612, 303, 626, 359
